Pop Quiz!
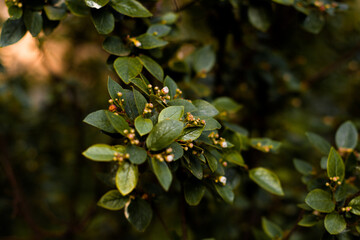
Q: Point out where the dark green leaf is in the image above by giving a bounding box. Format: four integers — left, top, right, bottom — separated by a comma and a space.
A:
298, 214, 319, 227
147, 24, 171, 37
124, 198, 153, 232
179, 127, 204, 141
305, 189, 335, 213
135, 116, 153, 136
126, 145, 147, 164
137, 55, 164, 82
184, 178, 205, 206
168, 99, 197, 113
114, 57, 143, 84
327, 147, 345, 182
164, 76, 178, 99
183, 155, 203, 180
213, 183, 234, 204
105, 111, 130, 135
65, 0, 90, 16
135, 33, 168, 49
249, 167, 284, 196
202, 117, 221, 131
192, 99, 219, 117
193, 45, 216, 73
303, 11, 325, 34
97, 190, 129, 210
306, 132, 331, 155
250, 138, 281, 153
272, 0, 294, 6
123, 90, 140, 120
168, 142, 183, 160
83, 110, 116, 133
0, 18, 27, 47
293, 158, 314, 175
262, 217, 283, 239
8, 6, 23, 19
224, 150, 245, 167
44, 5, 67, 20
133, 88, 147, 114
212, 97, 242, 113
248, 6, 271, 32
146, 119, 183, 151
324, 213, 346, 235
103, 36, 131, 56
116, 162, 138, 195
86, 0, 109, 9
91, 9, 114, 35
151, 158, 172, 191
335, 121, 358, 150
349, 196, 360, 215
83, 144, 124, 161
158, 106, 184, 122
130, 77, 149, 95
110, 0, 152, 18
23, 10, 43, 37
107, 76, 124, 100
204, 151, 218, 172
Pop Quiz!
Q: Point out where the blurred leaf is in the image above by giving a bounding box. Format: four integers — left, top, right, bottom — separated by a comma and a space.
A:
298, 215, 319, 227
327, 147, 345, 182
134, 34, 168, 49
124, 198, 153, 232
303, 11, 325, 34
305, 189, 335, 213
212, 97, 242, 113
224, 150, 245, 167
192, 99, 219, 117
91, 9, 114, 34
272, 0, 293, 6
110, 0, 152, 18
126, 145, 147, 164
83, 110, 116, 133
293, 159, 314, 175
23, 10, 43, 37
151, 158, 172, 191
137, 55, 164, 82
168, 99, 196, 113
44, 5, 67, 20
160, 12, 178, 24
135, 116, 153, 136
335, 121, 358, 150
147, 24, 171, 37
114, 57, 143, 84
193, 45, 216, 73
65, 0, 90, 16
213, 183, 234, 204
248, 6, 271, 32
158, 106, 184, 122
86, 0, 109, 9
306, 132, 331, 155
0, 18, 27, 47
83, 144, 123, 161
103, 36, 131, 56
97, 190, 129, 210
146, 119, 183, 151
116, 162, 138, 195
349, 196, 360, 215
324, 213, 346, 235
261, 217, 283, 239
8, 6, 23, 19
250, 138, 281, 153
249, 167, 284, 196
184, 178, 205, 206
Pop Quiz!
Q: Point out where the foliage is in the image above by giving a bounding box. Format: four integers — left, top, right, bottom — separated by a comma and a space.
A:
1, 0, 360, 239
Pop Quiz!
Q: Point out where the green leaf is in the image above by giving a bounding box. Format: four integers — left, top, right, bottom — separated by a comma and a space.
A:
110, 0, 152, 18
249, 167, 284, 196
204, 151, 218, 172
183, 155, 203, 180
151, 158, 172, 191
147, 24, 171, 37
23, 10, 43, 37
44, 5, 67, 20
158, 106, 184, 122
212, 97, 242, 113
83, 144, 123, 161
126, 145, 147, 164
107, 76, 124, 100
303, 11, 325, 34
146, 119, 183, 151
262, 217, 283, 239
305, 189, 335, 213
135, 116, 153, 136
65, 0, 90, 16
179, 127, 204, 141
349, 196, 360, 215
124, 198, 153, 232
137, 55, 164, 82
272, 0, 294, 6
293, 159, 314, 175
103, 36, 130, 56
202, 117, 221, 131
105, 111, 130, 135
327, 147, 345, 182
97, 190, 129, 210
168, 142, 183, 160
160, 12, 178, 24
133, 88, 147, 114
83, 110, 116, 133
116, 162, 138, 195
86, 0, 109, 9
164, 76, 178, 99
224, 150, 245, 167
130, 77, 149, 95
0, 18, 27, 47
324, 213, 346, 235
8, 6, 23, 19
250, 138, 281, 153
184, 178, 205, 206
135, 34, 168, 49
168, 99, 197, 113
193, 45, 216, 73
91, 9, 114, 35
297, 214, 318, 227
335, 121, 358, 150
192, 99, 219, 117
305, 132, 331, 155
213, 183, 234, 204
248, 6, 271, 32
114, 57, 143, 84
123, 90, 140, 120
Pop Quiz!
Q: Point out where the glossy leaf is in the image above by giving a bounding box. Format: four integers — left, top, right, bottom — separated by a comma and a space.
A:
122, 90, 139, 120
167, 99, 197, 113
65, 0, 90, 16
97, 190, 129, 210
126, 145, 147, 164
262, 217, 283, 239
146, 119, 183, 151
147, 24, 171, 37
324, 213, 346, 235
248, 6, 271, 32
335, 121, 358, 150
192, 99, 219, 117
124, 198, 152, 232
44, 5, 67, 20
105, 111, 130, 135
179, 127, 204, 141
249, 167, 284, 196
193, 45, 216, 73
297, 214, 318, 227
135, 34, 168, 49
0, 18, 26, 47
164, 76, 178, 99
183, 155, 203, 180
103, 36, 130, 56
107, 76, 124, 100
349, 196, 360, 215
224, 150, 245, 167
158, 106, 184, 122
202, 117, 221, 131
204, 151, 218, 172
116, 162, 138, 195
83, 144, 123, 161
91, 9, 114, 35
151, 158, 172, 191
135, 116, 153, 136
110, 0, 152, 18
114, 57, 143, 84
213, 183, 234, 204
184, 178, 205, 206
305, 189, 335, 213
86, 0, 109, 9
327, 147, 345, 182
137, 55, 164, 82
168, 142, 183, 160
305, 132, 331, 155
130, 77, 149, 95
23, 10, 43, 37
293, 159, 314, 175
83, 110, 116, 133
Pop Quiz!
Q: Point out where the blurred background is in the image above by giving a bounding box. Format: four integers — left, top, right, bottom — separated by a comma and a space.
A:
1, 0, 360, 239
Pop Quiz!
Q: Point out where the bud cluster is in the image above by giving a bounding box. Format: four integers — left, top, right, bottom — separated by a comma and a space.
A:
108, 92, 125, 113
143, 103, 154, 115
313, 0, 338, 12
153, 147, 175, 162
208, 132, 227, 148
123, 129, 140, 145
185, 112, 206, 127
174, 89, 183, 99
325, 176, 342, 190
341, 206, 352, 212
113, 152, 130, 162
214, 176, 227, 186
7, 0, 22, 8
256, 142, 273, 153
